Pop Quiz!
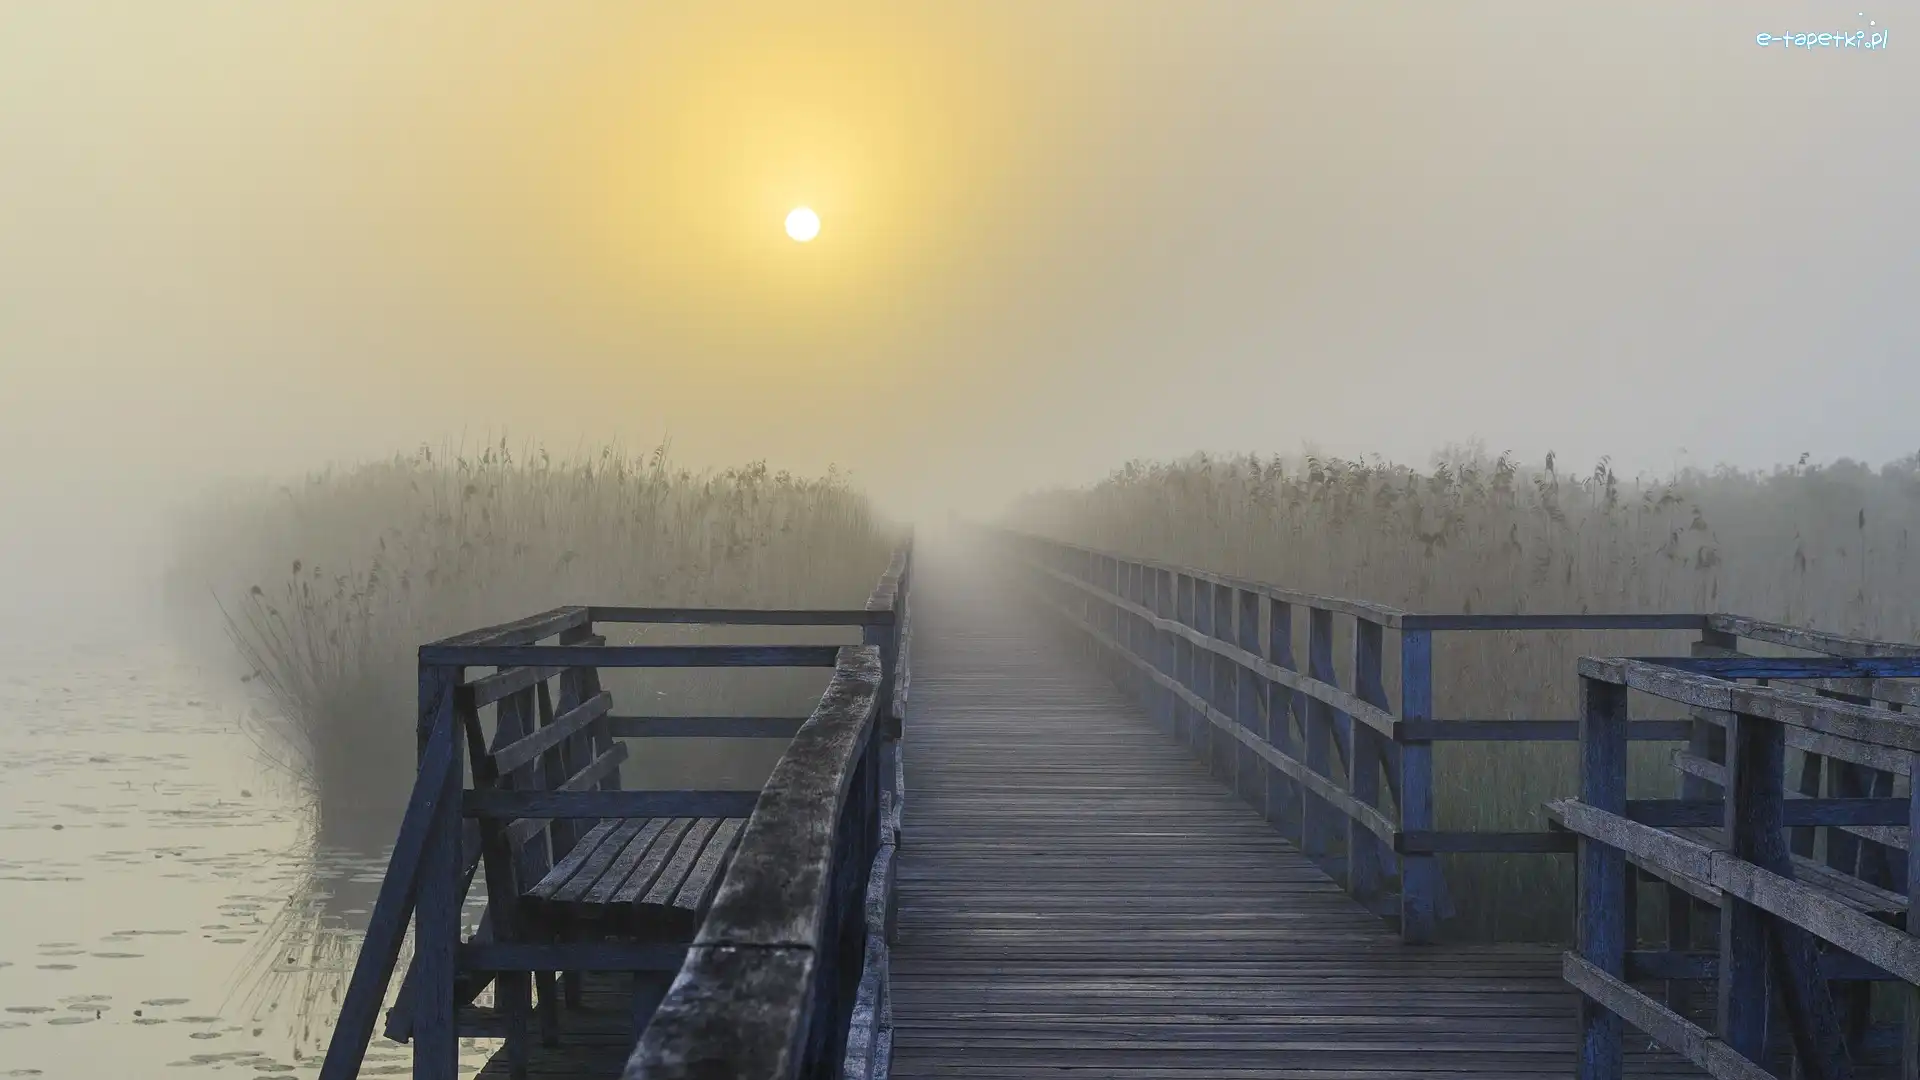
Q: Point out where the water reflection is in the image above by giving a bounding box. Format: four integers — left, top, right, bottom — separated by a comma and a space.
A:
0, 641, 497, 1077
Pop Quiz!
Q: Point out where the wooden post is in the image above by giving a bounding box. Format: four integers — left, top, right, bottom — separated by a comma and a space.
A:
1348, 619, 1388, 907
1303, 608, 1337, 866
1903, 746, 1920, 1080
1268, 600, 1303, 844
1156, 570, 1177, 736
1717, 710, 1772, 1065
1398, 629, 1437, 944
1819, 689, 1874, 1050
1680, 627, 1735, 997
1137, 563, 1152, 708
865, 584, 904, 948
1211, 583, 1234, 780
1721, 710, 1851, 1080
1791, 751, 1828, 859
1235, 589, 1263, 812
1576, 673, 1629, 1080
1194, 581, 1216, 772
414, 664, 465, 1080
1685, 629, 1737, 801
1175, 574, 1196, 754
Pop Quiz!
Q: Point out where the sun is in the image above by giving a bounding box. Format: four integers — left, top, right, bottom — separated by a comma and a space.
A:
785, 206, 820, 242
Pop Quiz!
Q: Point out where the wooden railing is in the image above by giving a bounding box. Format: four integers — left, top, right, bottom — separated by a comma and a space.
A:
624, 547, 910, 1080
318, 543, 910, 1080
996, 529, 1918, 947
1558, 653, 1920, 1080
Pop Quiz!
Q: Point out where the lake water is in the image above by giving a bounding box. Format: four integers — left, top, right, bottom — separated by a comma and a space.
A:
0, 639, 498, 1078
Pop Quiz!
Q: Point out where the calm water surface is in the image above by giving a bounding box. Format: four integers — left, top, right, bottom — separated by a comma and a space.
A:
0, 639, 498, 1078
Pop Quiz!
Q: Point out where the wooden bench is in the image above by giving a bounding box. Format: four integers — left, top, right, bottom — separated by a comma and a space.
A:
459, 649, 753, 1080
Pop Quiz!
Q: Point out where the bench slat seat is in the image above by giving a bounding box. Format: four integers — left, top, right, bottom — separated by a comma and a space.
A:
521, 816, 746, 935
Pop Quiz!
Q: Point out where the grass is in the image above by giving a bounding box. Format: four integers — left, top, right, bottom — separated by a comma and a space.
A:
1005, 445, 1920, 940
165, 438, 895, 851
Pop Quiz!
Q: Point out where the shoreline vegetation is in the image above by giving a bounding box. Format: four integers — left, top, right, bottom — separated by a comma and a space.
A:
1004, 446, 1920, 940
162, 439, 1920, 945
164, 439, 894, 851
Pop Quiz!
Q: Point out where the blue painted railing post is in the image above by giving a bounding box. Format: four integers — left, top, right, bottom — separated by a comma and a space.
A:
1903, 751, 1920, 1080
1175, 575, 1196, 753
1575, 671, 1629, 1080
1397, 629, 1438, 944
1716, 708, 1772, 1067
1234, 589, 1263, 811
1684, 628, 1737, 803
414, 663, 465, 1080
1155, 569, 1176, 735
1267, 600, 1302, 844
1212, 583, 1234, 781
1302, 608, 1337, 866
1197, 579, 1214, 769
1348, 619, 1388, 907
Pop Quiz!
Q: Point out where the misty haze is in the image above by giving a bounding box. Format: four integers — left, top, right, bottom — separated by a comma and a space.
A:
1, 3, 1915, 1079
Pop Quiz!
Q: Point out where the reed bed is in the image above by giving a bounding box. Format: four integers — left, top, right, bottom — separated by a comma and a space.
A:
1006, 447, 1920, 940
166, 439, 894, 850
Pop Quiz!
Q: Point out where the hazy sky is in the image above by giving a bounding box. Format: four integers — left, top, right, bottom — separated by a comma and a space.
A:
2, 2, 1915, 616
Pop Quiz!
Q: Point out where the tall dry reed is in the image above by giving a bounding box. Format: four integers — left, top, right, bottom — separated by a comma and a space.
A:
166, 439, 893, 849
1007, 446, 1920, 939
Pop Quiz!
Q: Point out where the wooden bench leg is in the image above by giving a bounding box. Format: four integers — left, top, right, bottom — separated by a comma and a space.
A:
499, 971, 533, 1080
535, 971, 562, 1046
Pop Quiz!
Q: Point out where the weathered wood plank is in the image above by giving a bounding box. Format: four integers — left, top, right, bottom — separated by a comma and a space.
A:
1575, 672, 1629, 1080
1707, 615, 1920, 661
608, 715, 810, 739
476, 788, 757, 823
624, 647, 884, 1078
422, 643, 845, 668
427, 606, 591, 649
891, 547, 1712, 1080
606, 818, 698, 906
412, 665, 466, 1079
587, 605, 891, 626
1563, 953, 1773, 1080
1396, 719, 1696, 742
493, 690, 612, 775
1404, 613, 1709, 631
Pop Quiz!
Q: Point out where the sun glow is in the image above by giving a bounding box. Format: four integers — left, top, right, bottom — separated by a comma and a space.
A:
785, 206, 820, 242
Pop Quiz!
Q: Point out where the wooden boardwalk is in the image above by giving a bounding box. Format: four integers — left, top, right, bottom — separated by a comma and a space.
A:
889, 550, 1699, 1080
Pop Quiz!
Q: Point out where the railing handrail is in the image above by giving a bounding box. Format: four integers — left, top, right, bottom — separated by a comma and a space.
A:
626, 540, 911, 1079
989, 524, 1920, 947
1580, 655, 1920, 752
621, 645, 883, 1077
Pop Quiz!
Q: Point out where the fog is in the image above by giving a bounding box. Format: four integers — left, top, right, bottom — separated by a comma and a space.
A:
3, 2, 1915, 633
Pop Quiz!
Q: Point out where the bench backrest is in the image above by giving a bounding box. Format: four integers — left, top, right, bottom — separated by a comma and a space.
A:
472, 630, 623, 892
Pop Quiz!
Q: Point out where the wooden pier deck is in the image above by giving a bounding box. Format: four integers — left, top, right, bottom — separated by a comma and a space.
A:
324, 533, 1920, 1080
889, 550, 1697, 1080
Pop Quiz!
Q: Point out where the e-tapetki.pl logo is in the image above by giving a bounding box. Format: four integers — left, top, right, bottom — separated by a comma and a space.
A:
1756, 13, 1888, 50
